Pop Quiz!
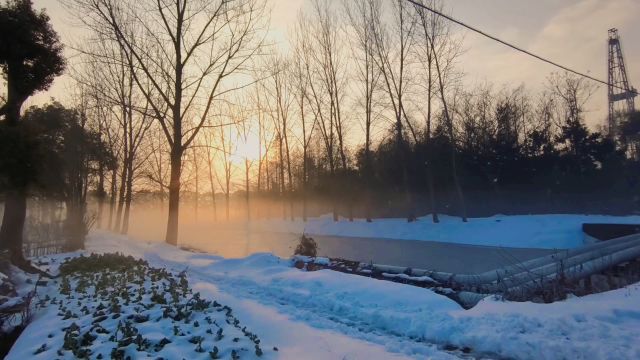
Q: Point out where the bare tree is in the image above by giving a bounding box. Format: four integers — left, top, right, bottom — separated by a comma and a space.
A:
73, 38, 153, 234
144, 126, 171, 208
370, 0, 417, 221
202, 128, 218, 222
294, 2, 349, 221
68, 0, 268, 244
120, 102, 152, 234
234, 96, 254, 221
81, 75, 119, 229
215, 123, 236, 221
428, 21, 468, 222
547, 72, 597, 128
291, 43, 318, 222
259, 55, 295, 220
191, 146, 200, 222
344, 0, 382, 222
413, 0, 461, 223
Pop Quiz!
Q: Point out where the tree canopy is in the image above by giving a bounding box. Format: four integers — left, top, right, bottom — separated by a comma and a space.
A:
0, 0, 65, 123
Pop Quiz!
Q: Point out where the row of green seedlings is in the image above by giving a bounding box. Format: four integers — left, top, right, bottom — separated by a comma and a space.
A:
32, 253, 273, 359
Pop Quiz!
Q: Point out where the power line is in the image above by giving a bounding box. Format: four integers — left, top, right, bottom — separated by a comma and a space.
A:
405, 0, 638, 95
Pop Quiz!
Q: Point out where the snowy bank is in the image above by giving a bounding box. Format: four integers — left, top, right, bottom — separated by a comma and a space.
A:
250, 213, 640, 249
9, 231, 640, 359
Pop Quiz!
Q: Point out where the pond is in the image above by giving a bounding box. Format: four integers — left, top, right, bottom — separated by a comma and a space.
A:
127, 218, 559, 274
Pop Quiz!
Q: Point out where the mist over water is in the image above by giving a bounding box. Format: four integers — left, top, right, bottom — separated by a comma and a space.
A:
104, 197, 326, 258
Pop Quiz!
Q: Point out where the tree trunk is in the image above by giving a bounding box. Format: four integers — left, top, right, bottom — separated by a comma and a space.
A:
64, 200, 86, 251
206, 151, 217, 222
347, 170, 354, 222
430, 38, 467, 222
121, 155, 134, 234
97, 162, 106, 228
225, 190, 230, 222
302, 150, 308, 222
426, 159, 439, 223
166, 30, 184, 245
245, 159, 250, 222
363, 67, 373, 223
225, 162, 231, 222
278, 134, 286, 221
397, 121, 415, 222
364, 107, 372, 223
114, 158, 127, 231
108, 168, 117, 229
0, 191, 27, 263
193, 147, 199, 223
364, 152, 373, 223
265, 154, 270, 193
257, 124, 263, 194
0, 87, 28, 263
426, 66, 439, 223
165, 148, 182, 245
329, 161, 338, 222
282, 119, 294, 222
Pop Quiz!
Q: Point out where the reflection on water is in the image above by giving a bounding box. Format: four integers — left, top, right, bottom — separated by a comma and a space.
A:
124, 201, 306, 258
167, 225, 302, 259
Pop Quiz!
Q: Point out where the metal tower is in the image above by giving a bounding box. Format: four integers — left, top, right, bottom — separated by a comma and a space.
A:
608, 28, 637, 137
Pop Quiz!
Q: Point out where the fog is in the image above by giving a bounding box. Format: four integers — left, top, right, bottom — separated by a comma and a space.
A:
94, 197, 336, 258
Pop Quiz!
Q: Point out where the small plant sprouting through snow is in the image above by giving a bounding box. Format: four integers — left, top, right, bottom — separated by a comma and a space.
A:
28, 253, 271, 359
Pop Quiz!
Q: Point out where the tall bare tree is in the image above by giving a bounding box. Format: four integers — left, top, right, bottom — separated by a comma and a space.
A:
191, 146, 200, 222
413, 0, 462, 223
295, 2, 349, 221
144, 126, 171, 208
291, 43, 318, 222
428, 20, 467, 222
232, 96, 254, 221
68, 0, 267, 244
215, 123, 236, 221
202, 128, 218, 221
345, 0, 382, 222
370, 0, 417, 221
259, 55, 295, 220
73, 39, 153, 234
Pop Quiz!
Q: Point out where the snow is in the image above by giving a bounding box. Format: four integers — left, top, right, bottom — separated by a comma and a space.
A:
250, 213, 640, 249
9, 263, 271, 360
8, 230, 640, 359
454, 288, 640, 359
9, 233, 448, 359
382, 273, 436, 283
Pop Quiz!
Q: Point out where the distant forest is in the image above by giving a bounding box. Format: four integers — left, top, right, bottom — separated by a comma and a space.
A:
303, 93, 640, 220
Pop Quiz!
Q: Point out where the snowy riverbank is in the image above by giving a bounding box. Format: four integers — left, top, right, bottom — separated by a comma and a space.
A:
247, 213, 640, 249
8, 231, 640, 359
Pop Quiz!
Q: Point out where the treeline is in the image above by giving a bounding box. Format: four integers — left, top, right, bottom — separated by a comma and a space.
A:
298, 87, 640, 219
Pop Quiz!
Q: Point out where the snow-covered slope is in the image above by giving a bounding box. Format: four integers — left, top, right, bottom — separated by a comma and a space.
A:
11, 231, 639, 359
250, 214, 640, 249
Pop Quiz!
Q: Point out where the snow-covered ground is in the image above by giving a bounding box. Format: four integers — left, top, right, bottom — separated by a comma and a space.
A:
249, 214, 640, 249
9, 231, 640, 359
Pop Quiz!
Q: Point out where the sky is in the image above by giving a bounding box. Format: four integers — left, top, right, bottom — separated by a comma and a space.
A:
28, 0, 640, 130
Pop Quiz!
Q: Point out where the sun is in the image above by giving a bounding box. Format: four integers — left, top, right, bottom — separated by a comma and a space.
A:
233, 133, 261, 163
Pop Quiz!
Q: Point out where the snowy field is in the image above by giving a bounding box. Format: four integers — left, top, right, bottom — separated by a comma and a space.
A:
248, 214, 640, 249
8, 231, 640, 360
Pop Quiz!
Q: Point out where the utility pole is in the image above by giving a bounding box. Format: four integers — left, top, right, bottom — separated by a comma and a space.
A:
607, 28, 637, 137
